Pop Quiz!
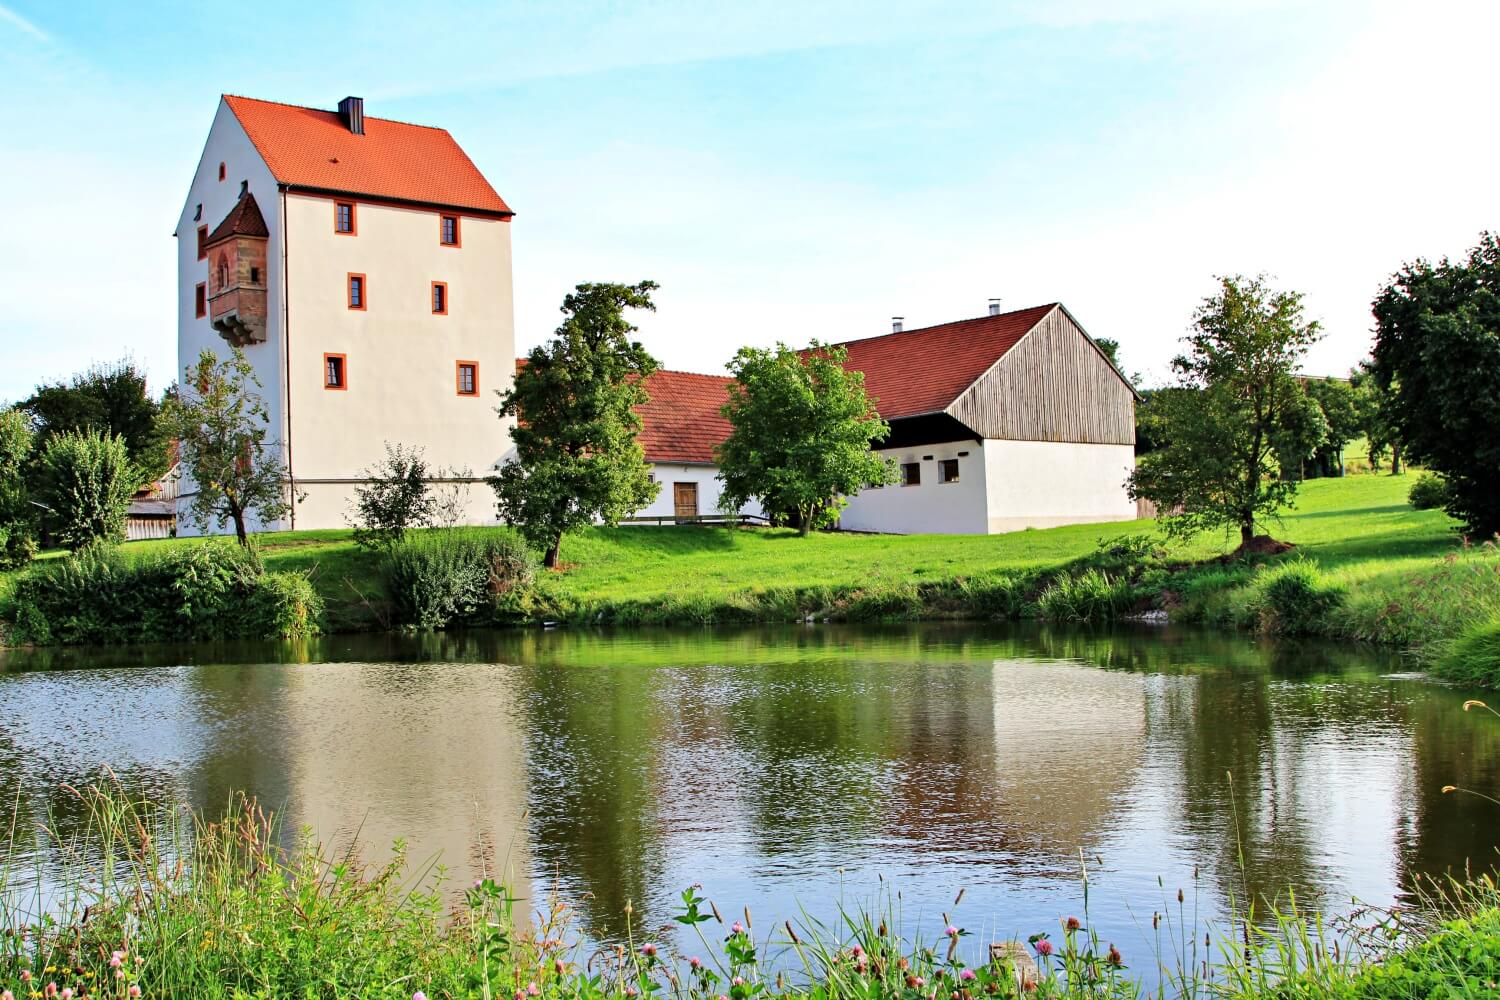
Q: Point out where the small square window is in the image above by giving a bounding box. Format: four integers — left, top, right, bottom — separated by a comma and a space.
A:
939, 458, 960, 484
196, 225, 207, 260
335, 202, 356, 234
218, 162, 226, 181
250, 266, 260, 284
195, 282, 206, 318
347, 273, 366, 310
456, 361, 478, 396
440, 215, 460, 247
324, 353, 346, 390
901, 462, 921, 486
431, 281, 448, 315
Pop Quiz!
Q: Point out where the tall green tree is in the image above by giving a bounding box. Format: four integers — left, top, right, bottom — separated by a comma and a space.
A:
34, 429, 136, 549
1348, 360, 1402, 473
1128, 275, 1325, 546
167, 349, 296, 545
0, 407, 37, 567
717, 342, 894, 535
489, 281, 661, 568
1302, 377, 1360, 478
1371, 231, 1500, 534
22, 359, 170, 484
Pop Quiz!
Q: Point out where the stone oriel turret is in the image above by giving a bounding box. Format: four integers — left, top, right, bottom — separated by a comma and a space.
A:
204, 190, 269, 346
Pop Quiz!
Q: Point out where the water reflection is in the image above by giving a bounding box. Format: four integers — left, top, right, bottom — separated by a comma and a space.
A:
1, 624, 1496, 957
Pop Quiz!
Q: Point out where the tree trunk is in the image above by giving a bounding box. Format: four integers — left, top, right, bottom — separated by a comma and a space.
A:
799, 506, 813, 537
1391, 443, 1403, 476
544, 536, 561, 569
1241, 520, 1254, 546
231, 504, 248, 546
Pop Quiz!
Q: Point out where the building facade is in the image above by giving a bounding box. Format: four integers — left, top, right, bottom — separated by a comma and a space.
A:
177, 94, 516, 532
629, 303, 1138, 535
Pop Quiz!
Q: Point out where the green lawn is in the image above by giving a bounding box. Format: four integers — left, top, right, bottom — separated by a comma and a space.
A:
0, 471, 1464, 637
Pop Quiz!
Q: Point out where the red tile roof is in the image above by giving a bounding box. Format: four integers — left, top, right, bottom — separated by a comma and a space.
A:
826, 304, 1058, 419
223, 95, 512, 215
204, 192, 269, 245
636, 369, 735, 464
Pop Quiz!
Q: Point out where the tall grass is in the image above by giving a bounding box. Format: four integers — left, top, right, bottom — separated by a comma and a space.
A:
4, 779, 1499, 999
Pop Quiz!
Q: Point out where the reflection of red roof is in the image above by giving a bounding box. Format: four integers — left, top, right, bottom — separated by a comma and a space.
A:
637, 370, 734, 465
827, 304, 1057, 418
224, 95, 512, 215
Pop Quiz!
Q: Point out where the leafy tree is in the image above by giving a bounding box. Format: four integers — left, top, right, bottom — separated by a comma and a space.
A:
1349, 360, 1402, 473
348, 442, 437, 550
1371, 232, 1500, 533
1095, 337, 1142, 388
34, 429, 135, 549
717, 342, 894, 535
1128, 275, 1325, 546
22, 359, 170, 483
1302, 377, 1360, 478
0, 407, 37, 567
167, 349, 296, 545
489, 281, 661, 568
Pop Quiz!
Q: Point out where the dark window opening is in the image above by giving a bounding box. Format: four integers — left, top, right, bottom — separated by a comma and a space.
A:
194, 282, 206, 318
348, 274, 364, 309
250, 266, 260, 284
432, 282, 447, 314
440, 215, 460, 246
901, 463, 921, 486
939, 459, 960, 484
325, 355, 346, 389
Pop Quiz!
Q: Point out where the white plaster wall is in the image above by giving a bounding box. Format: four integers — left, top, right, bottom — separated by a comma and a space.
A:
176, 100, 289, 536
627, 464, 762, 522
282, 192, 516, 529
839, 442, 988, 534
982, 439, 1136, 532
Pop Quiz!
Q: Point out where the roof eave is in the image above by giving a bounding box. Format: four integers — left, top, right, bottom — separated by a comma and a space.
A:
278, 182, 515, 219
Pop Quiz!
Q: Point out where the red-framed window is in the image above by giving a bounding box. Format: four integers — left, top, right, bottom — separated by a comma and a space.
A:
195, 282, 206, 318
347, 273, 366, 310
456, 361, 478, 396
440, 214, 461, 247
324, 353, 347, 390
196, 225, 208, 260
218, 162, 226, 181
334, 201, 356, 235
431, 281, 448, 315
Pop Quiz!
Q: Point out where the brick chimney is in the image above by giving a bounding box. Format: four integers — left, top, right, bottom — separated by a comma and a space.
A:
338, 96, 365, 134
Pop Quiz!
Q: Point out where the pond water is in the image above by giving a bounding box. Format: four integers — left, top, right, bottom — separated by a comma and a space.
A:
1, 624, 1497, 971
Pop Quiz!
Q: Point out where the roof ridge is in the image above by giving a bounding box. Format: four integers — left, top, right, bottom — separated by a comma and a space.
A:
827, 302, 1057, 350
222, 93, 453, 134
652, 367, 732, 379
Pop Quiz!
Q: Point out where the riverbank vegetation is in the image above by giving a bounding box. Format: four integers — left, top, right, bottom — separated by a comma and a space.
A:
6, 474, 1500, 684
2, 780, 1497, 999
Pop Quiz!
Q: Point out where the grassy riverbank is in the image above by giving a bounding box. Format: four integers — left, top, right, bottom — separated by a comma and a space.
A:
5, 474, 1499, 683
3, 782, 1498, 1000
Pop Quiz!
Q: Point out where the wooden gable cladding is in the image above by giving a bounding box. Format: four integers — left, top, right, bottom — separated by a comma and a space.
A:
946, 306, 1135, 445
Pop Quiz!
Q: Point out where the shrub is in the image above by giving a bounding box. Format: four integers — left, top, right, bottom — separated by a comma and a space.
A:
382, 531, 538, 630
35, 428, 135, 549
1434, 619, 1500, 688
8, 541, 322, 646
956, 572, 1036, 619
1036, 568, 1131, 622
1408, 472, 1451, 511
1257, 560, 1345, 635
349, 442, 437, 550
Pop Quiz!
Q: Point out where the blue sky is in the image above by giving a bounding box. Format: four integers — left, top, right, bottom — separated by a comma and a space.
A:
2, 0, 1497, 401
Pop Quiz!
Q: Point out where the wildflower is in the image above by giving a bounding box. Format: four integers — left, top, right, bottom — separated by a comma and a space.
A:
129, 989, 141, 999
44, 984, 57, 998
732, 976, 746, 986
731, 921, 744, 935
641, 943, 657, 958
1, 990, 11, 1000
60, 990, 73, 1000
854, 960, 867, 974
851, 944, 863, 958
914, 977, 926, 987
414, 992, 427, 1000
689, 957, 702, 970
1033, 939, 1053, 957
945, 925, 959, 937
110, 953, 124, 969
1064, 917, 1080, 932
527, 985, 540, 997
19, 972, 30, 983
1107, 945, 1123, 968
960, 969, 977, 982
906, 976, 920, 988
625, 988, 638, 999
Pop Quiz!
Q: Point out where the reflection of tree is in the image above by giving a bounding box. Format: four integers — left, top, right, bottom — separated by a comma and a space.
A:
1398, 694, 1500, 886
519, 662, 662, 936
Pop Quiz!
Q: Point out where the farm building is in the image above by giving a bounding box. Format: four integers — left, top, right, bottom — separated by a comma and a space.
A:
631, 302, 1138, 534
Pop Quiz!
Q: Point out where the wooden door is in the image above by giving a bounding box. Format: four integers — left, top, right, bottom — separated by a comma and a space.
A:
673, 482, 699, 519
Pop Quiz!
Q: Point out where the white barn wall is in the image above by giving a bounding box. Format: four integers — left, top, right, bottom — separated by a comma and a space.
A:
982, 440, 1135, 532
176, 102, 287, 536
839, 443, 988, 534
630, 464, 761, 522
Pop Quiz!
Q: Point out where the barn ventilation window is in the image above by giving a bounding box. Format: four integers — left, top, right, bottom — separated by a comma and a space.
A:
939, 459, 960, 484
901, 463, 921, 486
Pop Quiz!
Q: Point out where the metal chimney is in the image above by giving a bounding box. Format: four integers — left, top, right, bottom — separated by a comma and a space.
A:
338, 96, 365, 135
891, 316, 904, 333
988, 298, 1002, 317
